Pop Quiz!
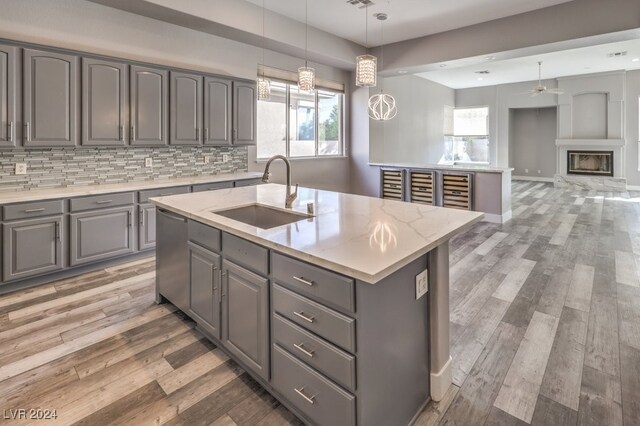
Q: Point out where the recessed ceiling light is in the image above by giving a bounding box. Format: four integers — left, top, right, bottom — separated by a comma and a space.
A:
633, 58, 640, 62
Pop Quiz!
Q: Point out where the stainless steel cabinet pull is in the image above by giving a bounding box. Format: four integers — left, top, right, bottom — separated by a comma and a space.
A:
55, 222, 60, 241
293, 276, 314, 287
158, 210, 187, 222
196, 128, 200, 141
293, 311, 314, 323
204, 128, 209, 141
293, 343, 314, 358
25, 122, 31, 142
8, 121, 14, 142
24, 208, 45, 213
294, 387, 316, 404
119, 125, 124, 141
233, 128, 237, 141
138, 209, 143, 225
159, 193, 173, 196
127, 211, 132, 227
131, 125, 135, 142
95, 200, 113, 204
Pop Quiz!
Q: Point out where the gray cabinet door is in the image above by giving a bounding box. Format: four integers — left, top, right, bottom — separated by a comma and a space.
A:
23, 49, 79, 147
189, 242, 221, 338
222, 259, 269, 380
204, 77, 232, 145
232, 81, 256, 145
130, 65, 168, 146
139, 203, 156, 251
0, 44, 19, 148
70, 206, 135, 266
2, 215, 64, 282
82, 58, 128, 146
170, 71, 202, 145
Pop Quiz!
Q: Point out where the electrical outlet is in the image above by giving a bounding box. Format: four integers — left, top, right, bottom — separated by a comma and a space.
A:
222, 154, 230, 163
204, 155, 211, 164
415, 269, 429, 300
145, 158, 153, 167
15, 163, 27, 175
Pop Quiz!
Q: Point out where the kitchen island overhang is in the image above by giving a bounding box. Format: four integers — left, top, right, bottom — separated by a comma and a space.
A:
151, 184, 483, 425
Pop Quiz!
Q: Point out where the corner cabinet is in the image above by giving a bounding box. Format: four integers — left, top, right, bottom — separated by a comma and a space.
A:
232, 81, 257, 145
23, 49, 80, 147
82, 58, 128, 146
130, 65, 168, 146
204, 77, 232, 145
0, 44, 19, 148
170, 71, 202, 145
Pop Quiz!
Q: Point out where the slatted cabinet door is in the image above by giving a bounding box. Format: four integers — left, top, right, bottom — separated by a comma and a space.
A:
409, 170, 435, 205
442, 173, 472, 210
381, 169, 405, 200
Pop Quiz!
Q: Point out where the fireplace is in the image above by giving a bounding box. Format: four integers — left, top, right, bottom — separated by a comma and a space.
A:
567, 150, 613, 177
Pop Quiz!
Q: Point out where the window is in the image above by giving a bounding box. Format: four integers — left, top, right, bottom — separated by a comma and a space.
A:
258, 82, 344, 159
441, 106, 490, 164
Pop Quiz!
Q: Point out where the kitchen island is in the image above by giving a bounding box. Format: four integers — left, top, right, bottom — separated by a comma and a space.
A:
151, 184, 482, 425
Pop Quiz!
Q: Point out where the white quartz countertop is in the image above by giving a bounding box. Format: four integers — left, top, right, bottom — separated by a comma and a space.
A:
151, 184, 484, 284
369, 162, 514, 174
0, 172, 263, 205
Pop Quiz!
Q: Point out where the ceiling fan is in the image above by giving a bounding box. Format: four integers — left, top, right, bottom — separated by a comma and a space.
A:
519, 61, 564, 96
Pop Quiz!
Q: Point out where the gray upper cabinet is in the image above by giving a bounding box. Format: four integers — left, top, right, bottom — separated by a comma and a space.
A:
222, 259, 269, 380
130, 65, 168, 146
0, 44, 19, 148
23, 49, 79, 147
70, 206, 135, 266
2, 215, 64, 282
232, 81, 256, 145
82, 58, 128, 146
170, 71, 202, 145
189, 242, 221, 338
204, 77, 232, 145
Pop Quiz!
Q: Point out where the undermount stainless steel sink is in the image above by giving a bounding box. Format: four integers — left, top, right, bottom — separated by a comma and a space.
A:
212, 204, 312, 229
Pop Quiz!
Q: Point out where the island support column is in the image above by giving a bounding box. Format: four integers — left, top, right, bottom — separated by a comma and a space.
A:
428, 241, 452, 402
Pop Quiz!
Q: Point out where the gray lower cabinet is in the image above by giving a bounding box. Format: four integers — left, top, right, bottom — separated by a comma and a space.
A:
2, 215, 63, 282
232, 81, 256, 145
189, 242, 221, 338
130, 65, 168, 146
170, 71, 202, 145
204, 77, 232, 145
234, 178, 262, 187
70, 206, 135, 266
23, 48, 79, 147
0, 44, 19, 148
221, 259, 269, 381
82, 58, 128, 146
138, 203, 156, 250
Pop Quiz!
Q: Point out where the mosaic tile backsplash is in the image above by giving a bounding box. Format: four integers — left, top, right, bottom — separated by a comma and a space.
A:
0, 146, 248, 192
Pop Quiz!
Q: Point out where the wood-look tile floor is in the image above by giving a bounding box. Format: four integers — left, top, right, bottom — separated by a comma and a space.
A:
0, 180, 638, 425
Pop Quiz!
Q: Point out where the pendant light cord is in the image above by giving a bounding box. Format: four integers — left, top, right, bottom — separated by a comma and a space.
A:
304, 0, 308, 67
261, 0, 265, 78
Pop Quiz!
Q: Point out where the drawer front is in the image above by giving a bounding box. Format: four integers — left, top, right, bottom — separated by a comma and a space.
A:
234, 178, 262, 187
272, 344, 356, 426
70, 192, 134, 212
222, 232, 268, 275
192, 181, 233, 192
3, 200, 65, 221
139, 185, 190, 203
272, 252, 355, 313
272, 284, 355, 353
273, 313, 356, 391
188, 220, 221, 253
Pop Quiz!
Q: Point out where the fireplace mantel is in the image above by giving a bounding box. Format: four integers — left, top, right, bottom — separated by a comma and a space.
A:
556, 139, 625, 147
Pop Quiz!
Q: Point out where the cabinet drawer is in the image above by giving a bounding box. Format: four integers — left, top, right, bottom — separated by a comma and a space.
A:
188, 220, 221, 252
139, 186, 190, 202
273, 313, 356, 391
222, 232, 268, 275
272, 252, 355, 313
3, 200, 64, 221
70, 192, 134, 212
192, 181, 233, 192
272, 344, 356, 426
273, 284, 355, 353
234, 178, 262, 187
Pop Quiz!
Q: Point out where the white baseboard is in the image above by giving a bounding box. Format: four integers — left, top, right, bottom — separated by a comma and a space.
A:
512, 175, 554, 182
482, 210, 512, 224
627, 185, 640, 190
430, 356, 452, 402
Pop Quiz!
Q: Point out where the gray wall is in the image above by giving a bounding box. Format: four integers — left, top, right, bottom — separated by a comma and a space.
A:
369, 75, 455, 164
509, 108, 557, 178
349, 85, 379, 197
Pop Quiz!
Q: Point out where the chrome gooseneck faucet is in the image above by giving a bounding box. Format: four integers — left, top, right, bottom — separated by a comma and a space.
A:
261, 155, 298, 208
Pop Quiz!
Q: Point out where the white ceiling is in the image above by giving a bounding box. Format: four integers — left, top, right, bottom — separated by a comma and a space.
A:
416, 38, 640, 89
244, 0, 574, 46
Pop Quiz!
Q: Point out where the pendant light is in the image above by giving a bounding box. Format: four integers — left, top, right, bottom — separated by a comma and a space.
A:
368, 13, 397, 121
298, 0, 315, 92
256, 0, 271, 100
356, 5, 377, 87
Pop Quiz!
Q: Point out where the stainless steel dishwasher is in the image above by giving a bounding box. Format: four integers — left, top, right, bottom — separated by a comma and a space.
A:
155, 208, 189, 313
